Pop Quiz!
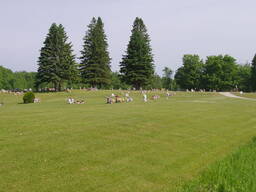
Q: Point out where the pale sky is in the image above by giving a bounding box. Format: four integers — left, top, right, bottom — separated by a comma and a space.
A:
1, 0, 256, 75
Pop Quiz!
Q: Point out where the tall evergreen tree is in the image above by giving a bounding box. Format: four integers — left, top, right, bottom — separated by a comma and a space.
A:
80, 17, 111, 88
120, 17, 154, 89
36, 23, 78, 91
251, 54, 256, 91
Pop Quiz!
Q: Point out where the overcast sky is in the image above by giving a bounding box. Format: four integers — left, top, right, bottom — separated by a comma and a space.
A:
1, 0, 256, 75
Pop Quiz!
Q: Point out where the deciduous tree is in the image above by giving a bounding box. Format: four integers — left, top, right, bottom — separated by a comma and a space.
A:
175, 55, 203, 90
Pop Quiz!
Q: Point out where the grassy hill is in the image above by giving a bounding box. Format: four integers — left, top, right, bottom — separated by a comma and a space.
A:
0, 91, 256, 192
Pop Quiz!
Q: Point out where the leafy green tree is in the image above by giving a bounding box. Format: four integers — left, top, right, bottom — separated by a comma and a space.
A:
175, 55, 203, 90
251, 54, 256, 91
204, 55, 238, 91
170, 79, 178, 91
36, 23, 78, 91
0, 66, 14, 90
12, 71, 37, 90
80, 17, 111, 88
109, 72, 130, 90
0, 66, 37, 90
110, 72, 122, 89
237, 64, 251, 92
162, 67, 173, 90
120, 17, 154, 89
150, 74, 163, 89
12, 72, 26, 89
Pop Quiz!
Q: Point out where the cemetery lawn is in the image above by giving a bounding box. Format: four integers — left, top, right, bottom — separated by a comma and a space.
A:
0, 91, 256, 192
233, 92, 256, 99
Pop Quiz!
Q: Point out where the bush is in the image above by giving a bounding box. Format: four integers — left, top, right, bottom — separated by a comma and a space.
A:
23, 92, 35, 104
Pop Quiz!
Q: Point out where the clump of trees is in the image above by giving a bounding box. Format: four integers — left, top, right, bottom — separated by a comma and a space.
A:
0, 66, 36, 90
174, 54, 253, 92
35, 17, 155, 91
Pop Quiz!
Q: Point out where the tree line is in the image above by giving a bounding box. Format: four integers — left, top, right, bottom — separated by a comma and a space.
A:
0, 64, 173, 91
0, 66, 36, 90
1, 17, 256, 92
175, 54, 254, 92
1, 55, 255, 92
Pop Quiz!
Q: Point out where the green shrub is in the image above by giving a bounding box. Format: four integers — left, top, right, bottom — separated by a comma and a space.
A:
23, 92, 35, 104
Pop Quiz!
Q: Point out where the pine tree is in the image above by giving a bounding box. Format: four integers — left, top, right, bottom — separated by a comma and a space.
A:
80, 17, 111, 88
57, 24, 79, 89
120, 17, 154, 89
251, 54, 256, 91
36, 23, 78, 91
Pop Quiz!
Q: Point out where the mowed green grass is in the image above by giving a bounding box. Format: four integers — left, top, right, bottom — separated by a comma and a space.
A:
178, 138, 256, 192
0, 91, 256, 192
233, 92, 256, 99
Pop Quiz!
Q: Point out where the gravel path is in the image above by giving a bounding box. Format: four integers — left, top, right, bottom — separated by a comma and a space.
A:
219, 92, 256, 101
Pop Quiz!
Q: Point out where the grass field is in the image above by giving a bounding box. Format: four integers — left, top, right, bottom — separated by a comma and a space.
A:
178, 137, 256, 192
233, 92, 256, 99
1, 90, 256, 192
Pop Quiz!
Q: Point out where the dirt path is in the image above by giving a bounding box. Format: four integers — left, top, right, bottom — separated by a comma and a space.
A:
219, 92, 256, 101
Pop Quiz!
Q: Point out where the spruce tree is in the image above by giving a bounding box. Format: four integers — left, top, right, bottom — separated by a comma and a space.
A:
80, 17, 111, 88
36, 23, 78, 91
251, 54, 256, 91
120, 17, 154, 89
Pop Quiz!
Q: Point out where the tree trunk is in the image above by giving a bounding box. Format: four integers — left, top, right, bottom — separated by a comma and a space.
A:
54, 82, 58, 92
135, 83, 140, 90
58, 82, 62, 92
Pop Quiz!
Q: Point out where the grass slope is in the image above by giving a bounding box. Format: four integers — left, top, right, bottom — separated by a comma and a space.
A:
178, 138, 256, 192
0, 91, 256, 192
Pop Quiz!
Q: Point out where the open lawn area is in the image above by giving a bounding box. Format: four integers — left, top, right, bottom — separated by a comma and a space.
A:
233, 92, 256, 99
1, 91, 256, 192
